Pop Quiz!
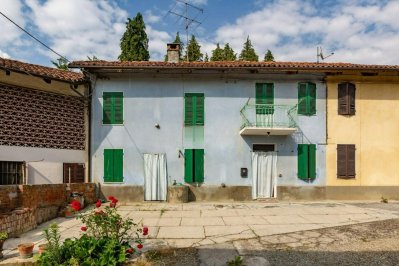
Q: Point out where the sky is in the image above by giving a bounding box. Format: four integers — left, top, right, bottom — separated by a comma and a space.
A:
1, 0, 399, 67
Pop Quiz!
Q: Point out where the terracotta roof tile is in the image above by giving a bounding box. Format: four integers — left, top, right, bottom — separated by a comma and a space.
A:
1, 57, 86, 83
69, 60, 399, 71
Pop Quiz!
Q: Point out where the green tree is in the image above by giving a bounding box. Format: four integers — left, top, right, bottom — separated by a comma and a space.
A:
204, 53, 209, 62
51, 57, 69, 70
118, 12, 149, 61
239, 36, 258, 61
210, 43, 224, 61
223, 43, 236, 61
87, 55, 99, 61
264, 49, 275, 61
185, 35, 203, 62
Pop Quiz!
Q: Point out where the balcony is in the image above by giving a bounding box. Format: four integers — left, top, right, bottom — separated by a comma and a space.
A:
240, 100, 297, 136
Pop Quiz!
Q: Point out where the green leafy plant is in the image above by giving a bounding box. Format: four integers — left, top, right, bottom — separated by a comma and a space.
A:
227, 256, 245, 266
0, 231, 8, 241
37, 223, 62, 265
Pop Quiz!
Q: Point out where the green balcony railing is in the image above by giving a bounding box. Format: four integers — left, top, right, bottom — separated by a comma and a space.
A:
240, 99, 298, 129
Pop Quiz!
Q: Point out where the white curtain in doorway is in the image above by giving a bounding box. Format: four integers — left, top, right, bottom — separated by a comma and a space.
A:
144, 154, 167, 201
256, 114, 274, 127
252, 152, 277, 199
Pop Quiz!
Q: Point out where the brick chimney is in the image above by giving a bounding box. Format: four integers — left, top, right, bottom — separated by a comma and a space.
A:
167, 43, 180, 63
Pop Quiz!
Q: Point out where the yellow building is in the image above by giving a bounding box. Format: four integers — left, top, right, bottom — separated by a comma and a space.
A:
326, 69, 399, 199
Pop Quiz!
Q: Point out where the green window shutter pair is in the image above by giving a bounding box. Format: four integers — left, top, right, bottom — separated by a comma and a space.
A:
104, 149, 123, 182
298, 144, 316, 180
184, 93, 204, 126
103, 92, 123, 124
256, 83, 274, 115
298, 82, 316, 115
184, 149, 204, 183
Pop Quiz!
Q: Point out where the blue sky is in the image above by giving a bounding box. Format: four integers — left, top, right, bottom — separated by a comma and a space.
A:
1, 0, 398, 66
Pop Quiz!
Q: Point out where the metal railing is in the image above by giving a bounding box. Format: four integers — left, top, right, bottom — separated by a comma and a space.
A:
240, 99, 298, 129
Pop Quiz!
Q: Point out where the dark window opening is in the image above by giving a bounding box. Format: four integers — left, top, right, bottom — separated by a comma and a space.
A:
63, 163, 85, 183
253, 144, 275, 152
0, 161, 24, 185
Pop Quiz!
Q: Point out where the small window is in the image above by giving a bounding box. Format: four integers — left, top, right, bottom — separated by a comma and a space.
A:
298, 82, 316, 115
103, 92, 123, 124
104, 149, 123, 182
63, 163, 85, 183
253, 144, 275, 152
298, 144, 316, 180
337, 144, 356, 179
184, 149, 204, 183
184, 93, 204, 126
0, 161, 24, 185
338, 82, 356, 115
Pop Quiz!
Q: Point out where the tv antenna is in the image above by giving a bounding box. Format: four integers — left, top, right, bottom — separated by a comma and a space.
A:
317, 46, 334, 63
168, 0, 204, 61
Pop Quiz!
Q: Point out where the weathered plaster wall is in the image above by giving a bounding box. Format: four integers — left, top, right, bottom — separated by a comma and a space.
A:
326, 75, 399, 186
91, 74, 326, 194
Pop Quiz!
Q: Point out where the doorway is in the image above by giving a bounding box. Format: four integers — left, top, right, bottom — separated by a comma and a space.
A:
251, 144, 277, 199
144, 154, 167, 201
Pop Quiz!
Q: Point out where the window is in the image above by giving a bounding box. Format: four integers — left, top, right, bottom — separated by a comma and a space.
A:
256, 83, 274, 114
298, 82, 316, 115
184, 149, 204, 183
338, 82, 356, 115
297, 144, 316, 180
184, 93, 204, 126
253, 144, 275, 152
337, 144, 356, 179
0, 161, 24, 185
63, 163, 85, 183
103, 92, 123, 124
104, 149, 123, 182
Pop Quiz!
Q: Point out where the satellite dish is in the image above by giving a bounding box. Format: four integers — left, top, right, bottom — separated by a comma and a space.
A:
317, 46, 334, 63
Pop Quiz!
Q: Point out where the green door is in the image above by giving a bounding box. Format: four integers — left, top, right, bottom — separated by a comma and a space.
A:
184, 149, 204, 183
104, 149, 123, 182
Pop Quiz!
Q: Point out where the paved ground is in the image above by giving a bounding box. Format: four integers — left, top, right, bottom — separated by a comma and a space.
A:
2, 201, 399, 265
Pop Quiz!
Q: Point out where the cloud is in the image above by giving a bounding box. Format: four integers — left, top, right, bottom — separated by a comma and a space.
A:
0, 49, 10, 58
144, 10, 162, 24
0, 0, 26, 45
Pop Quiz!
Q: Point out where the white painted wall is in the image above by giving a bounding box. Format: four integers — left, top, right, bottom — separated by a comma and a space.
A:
91, 73, 326, 187
0, 145, 86, 184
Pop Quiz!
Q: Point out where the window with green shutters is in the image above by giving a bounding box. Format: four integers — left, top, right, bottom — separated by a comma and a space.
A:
256, 83, 274, 114
298, 82, 316, 115
103, 92, 123, 124
297, 144, 316, 180
184, 93, 204, 126
184, 149, 204, 183
104, 149, 123, 182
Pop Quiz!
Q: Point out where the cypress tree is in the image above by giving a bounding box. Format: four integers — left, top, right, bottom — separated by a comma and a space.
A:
239, 36, 258, 61
185, 35, 203, 61
204, 53, 209, 62
210, 43, 224, 61
118, 12, 149, 61
223, 43, 236, 61
264, 49, 275, 61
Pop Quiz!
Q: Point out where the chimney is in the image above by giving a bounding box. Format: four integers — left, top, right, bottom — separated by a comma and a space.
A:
167, 43, 180, 63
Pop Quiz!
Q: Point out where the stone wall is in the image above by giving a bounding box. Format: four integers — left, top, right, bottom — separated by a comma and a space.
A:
0, 185, 20, 213
0, 208, 36, 237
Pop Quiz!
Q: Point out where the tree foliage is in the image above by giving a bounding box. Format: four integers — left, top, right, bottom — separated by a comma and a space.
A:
204, 53, 209, 62
239, 36, 258, 61
210, 43, 224, 61
185, 35, 203, 62
118, 12, 149, 61
51, 57, 69, 70
264, 49, 275, 61
223, 43, 236, 61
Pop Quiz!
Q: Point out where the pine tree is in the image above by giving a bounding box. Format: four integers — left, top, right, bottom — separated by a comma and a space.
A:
118, 12, 149, 61
223, 43, 236, 61
264, 49, 275, 61
51, 57, 69, 70
210, 43, 224, 61
239, 36, 258, 61
204, 53, 209, 62
185, 35, 203, 62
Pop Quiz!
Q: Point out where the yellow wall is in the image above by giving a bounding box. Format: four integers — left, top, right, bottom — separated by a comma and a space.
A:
327, 75, 399, 186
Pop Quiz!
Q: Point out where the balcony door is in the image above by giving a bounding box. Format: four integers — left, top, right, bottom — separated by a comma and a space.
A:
256, 83, 274, 127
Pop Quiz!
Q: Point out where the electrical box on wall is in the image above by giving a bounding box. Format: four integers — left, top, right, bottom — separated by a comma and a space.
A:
241, 168, 248, 178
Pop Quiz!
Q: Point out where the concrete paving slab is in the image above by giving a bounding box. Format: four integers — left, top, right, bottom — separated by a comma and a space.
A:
165, 238, 202, 248
233, 238, 265, 255
162, 210, 201, 218
263, 214, 311, 224
204, 225, 251, 237
201, 209, 238, 217
157, 226, 205, 239
127, 211, 161, 218
141, 218, 160, 226
181, 217, 225, 226
157, 217, 181, 226
252, 224, 322, 237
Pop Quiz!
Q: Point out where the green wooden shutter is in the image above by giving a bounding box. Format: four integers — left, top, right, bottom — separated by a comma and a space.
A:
104, 149, 114, 182
184, 94, 194, 126
256, 83, 274, 114
298, 83, 307, 115
184, 149, 193, 182
308, 83, 316, 115
298, 144, 309, 180
256, 83, 264, 115
113, 149, 123, 182
265, 83, 274, 114
103, 93, 113, 124
195, 94, 204, 125
113, 92, 124, 124
194, 149, 204, 182
308, 144, 316, 179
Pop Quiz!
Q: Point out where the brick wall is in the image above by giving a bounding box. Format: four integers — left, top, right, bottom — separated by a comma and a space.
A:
20, 184, 67, 209
69, 183, 97, 204
0, 185, 21, 213
0, 208, 36, 237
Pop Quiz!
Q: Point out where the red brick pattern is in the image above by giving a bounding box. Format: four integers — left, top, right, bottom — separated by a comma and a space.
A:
0, 185, 20, 213
0, 208, 36, 236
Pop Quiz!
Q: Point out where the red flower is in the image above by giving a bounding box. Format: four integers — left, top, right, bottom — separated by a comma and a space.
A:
110, 202, 116, 208
81, 226, 87, 231
126, 248, 134, 254
95, 200, 101, 208
143, 231, 148, 236
107, 196, 115, 201
143, 226, 148, 232
137, 244, 143, 249
111, 198, 118, 204
71, 200, 81, 211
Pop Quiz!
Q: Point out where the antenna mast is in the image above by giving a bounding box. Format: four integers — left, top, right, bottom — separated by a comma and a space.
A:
168, 0, 204, 61
317, 46, 334, 63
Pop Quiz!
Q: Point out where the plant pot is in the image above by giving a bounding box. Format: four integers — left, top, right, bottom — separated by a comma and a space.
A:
0, 239, 5, 259
18, 243, 34, 259
38, 243, 48, 254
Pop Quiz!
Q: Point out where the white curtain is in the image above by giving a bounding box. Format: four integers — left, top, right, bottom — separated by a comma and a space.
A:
144, 154, 167, 201
252, 152, 277, 199
256, 114, 273, 127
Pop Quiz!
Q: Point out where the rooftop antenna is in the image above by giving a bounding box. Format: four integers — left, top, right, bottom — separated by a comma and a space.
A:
168, 0, 204, 62
317, 46, 334, 63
